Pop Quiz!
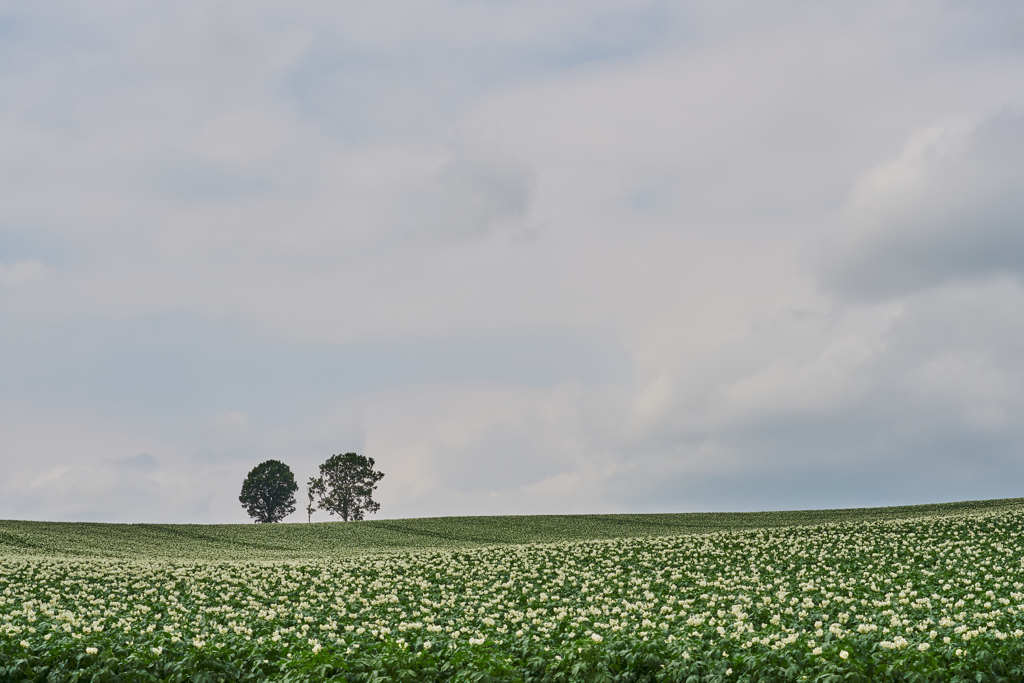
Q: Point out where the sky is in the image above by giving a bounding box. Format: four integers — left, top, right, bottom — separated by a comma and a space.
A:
2, 1, 1024, 523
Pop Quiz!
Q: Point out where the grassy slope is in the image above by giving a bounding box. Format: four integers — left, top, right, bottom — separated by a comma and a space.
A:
1, 497, 1021, 560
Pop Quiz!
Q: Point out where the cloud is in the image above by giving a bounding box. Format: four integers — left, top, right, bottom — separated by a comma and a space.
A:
825, 111, 1024, 300
111, 452, 160, 472
602, 277, 1024, 512
398, 156, 532, 243
2, 2, 1024, 522
0, 410, 177, 522
0, 260, 48, 287
214, 411, 250, 431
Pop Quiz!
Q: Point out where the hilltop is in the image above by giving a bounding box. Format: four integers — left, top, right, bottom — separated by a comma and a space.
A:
2, 497, 1020, 560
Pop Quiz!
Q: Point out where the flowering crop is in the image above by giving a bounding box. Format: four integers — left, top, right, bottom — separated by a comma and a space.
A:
4, 505, 1024, 680
2, 499, 1012, 560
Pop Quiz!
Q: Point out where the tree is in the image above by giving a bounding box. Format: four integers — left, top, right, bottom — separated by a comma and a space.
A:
305, 475, 325, 523
239, 460, 298, 523
311, 452, 384, 521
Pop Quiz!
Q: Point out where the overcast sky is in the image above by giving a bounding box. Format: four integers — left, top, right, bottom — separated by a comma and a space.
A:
3, 1, 1024, 523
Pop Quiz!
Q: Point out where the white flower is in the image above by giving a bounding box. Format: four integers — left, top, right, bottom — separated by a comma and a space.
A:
19, 640, 30, 648
918, 642, 930, 651
85, 647, 98, 655
591, 633, 603, 643
839, 650, 848, 659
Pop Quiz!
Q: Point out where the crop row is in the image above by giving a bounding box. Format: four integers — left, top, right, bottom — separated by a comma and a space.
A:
3, 510, 1024, 680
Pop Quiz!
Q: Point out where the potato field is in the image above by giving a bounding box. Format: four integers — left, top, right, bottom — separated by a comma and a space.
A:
3, 501, 1024, 681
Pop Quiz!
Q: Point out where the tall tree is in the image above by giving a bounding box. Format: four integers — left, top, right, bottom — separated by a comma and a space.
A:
305, 475, 325, 523
239, 460, 298, 523
312, 452, 384, 521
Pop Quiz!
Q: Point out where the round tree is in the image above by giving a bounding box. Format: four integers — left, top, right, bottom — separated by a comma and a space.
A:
239, 459, 298, 523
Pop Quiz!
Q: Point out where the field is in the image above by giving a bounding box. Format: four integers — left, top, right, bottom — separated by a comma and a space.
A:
3, 499, 1024, 681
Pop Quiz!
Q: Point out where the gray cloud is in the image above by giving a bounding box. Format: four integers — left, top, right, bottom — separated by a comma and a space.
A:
399, 157, 532, 242
826, 112, 1024, 300
0, 260, 49, 287
111, 453, 160, 473
601, 278, 1024, 512
2, 2, 1024, 522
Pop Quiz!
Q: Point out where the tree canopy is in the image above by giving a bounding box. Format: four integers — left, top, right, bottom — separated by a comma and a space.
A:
239, 459, 298, 523
309, 452, 384, 522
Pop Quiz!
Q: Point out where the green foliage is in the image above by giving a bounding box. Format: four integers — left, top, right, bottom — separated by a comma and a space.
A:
4, 503, 1024, 680
311, 452, 385, 522
238, 459, 298, 524
1, 498, 1021, 560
